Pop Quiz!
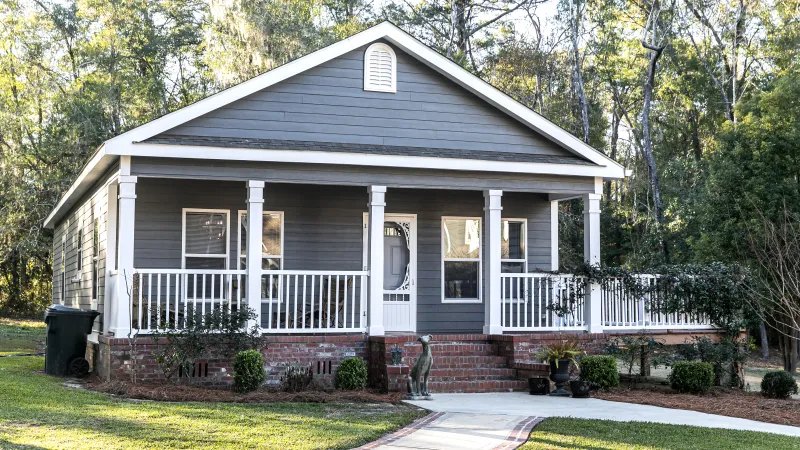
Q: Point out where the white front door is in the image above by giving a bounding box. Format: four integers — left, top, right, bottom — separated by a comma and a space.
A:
363, 213, 417, 332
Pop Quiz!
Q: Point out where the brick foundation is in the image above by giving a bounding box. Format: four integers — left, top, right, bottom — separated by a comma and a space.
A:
92, 330, 722, 392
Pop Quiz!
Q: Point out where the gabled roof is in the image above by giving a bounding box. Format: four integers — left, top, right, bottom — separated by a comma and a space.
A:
44, 21, 626, 229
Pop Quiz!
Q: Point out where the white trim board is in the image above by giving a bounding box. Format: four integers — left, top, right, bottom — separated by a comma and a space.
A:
116, 142, 624, 178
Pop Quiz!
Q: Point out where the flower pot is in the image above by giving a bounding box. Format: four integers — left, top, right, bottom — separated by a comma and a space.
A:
549, 359, 571, 396
570, 380, 592, 398
528, 377, 550, 395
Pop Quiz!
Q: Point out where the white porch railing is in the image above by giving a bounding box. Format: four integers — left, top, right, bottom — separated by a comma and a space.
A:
602, 275, 713, 330
261, 270, 368, 333
500, 272, 713, 332
500, 273, 586, 331
131, 269, 246, 332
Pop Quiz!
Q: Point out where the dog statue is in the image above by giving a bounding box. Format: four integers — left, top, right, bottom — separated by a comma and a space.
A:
407, 334, 434, 398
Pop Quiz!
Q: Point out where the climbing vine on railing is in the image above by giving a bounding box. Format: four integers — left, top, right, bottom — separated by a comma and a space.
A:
540, 262, 752, 336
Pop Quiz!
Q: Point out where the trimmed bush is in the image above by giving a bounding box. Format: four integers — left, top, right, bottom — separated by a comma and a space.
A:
669, 361, 714, 394
761, 370, 799, 399
580, 355, 620, 390
231, 350, 266, 393
280, 364, 313, 392
335, 357, 368, 390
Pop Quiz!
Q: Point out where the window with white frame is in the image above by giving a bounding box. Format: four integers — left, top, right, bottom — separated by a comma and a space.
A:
92, 218, 100, 302
182, 209, 229, 269
60, 231, 66, 304
501, 219, 527, 273
442, 217, 481, 302
364, 42, 396, 93
237, 211, 283, 270
238, 211, 283, 300
76, 225, 83, 282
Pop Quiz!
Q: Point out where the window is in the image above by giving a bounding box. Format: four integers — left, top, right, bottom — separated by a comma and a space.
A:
364, 43, 396, 93
501, 219, 527, 273
238, 211, 283, 300
92, 218, 100, 302
76, 225, 83, 281
60, 232, 66, 305
237, 211, 283, 270
442, 217, 481, 303
182, 209, 229, 269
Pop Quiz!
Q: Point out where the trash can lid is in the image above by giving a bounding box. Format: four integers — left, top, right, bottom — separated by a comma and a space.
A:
44, 304, 100, 320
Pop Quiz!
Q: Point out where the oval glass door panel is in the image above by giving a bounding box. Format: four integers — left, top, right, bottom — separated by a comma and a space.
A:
383, 222, 409, 291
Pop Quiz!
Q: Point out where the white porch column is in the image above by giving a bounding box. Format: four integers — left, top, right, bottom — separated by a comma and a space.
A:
246, 180, 265, 329
483, 190, 503, 335
367, 185, 386, 336
110, 175, 136, 336
583, 193, 603, 333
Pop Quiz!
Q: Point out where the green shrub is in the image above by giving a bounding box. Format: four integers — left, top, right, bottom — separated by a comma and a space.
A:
579, 355, 620, 390
669, 361, 714, 394
335, 357, 368, 390
761, 370, 799, 399
231, 350, 266, 393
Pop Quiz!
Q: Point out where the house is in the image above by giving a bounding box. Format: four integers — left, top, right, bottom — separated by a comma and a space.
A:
44, 22, 714, 390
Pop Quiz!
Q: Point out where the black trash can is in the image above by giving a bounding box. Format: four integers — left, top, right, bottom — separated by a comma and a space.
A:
44, 305, 101, 377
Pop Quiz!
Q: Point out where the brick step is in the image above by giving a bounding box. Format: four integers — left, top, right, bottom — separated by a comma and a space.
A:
427, 355, 508, 368
425, 343, 497, 356
429, 367, 517, 381
428, 379, 528, 394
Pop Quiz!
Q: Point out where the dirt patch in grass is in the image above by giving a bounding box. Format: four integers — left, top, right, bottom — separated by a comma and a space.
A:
88, 379, 406, 404
595, 386, 800, 427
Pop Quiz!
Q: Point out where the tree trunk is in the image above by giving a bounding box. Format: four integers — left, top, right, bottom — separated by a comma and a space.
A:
759, 321, 769, 360
570, 0, 589, 143
453, 0, 468, 56
641, 41, 668, 260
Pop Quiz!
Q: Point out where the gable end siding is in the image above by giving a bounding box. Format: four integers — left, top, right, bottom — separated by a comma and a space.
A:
159, 43, 585, 160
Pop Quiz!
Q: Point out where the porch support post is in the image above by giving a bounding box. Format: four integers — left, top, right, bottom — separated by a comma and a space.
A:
111, 175, 136, 337
246, 180, 265, 330
367, 185, 386, 336
583, 193, 603, 333
550, 200, 559, 271
483, 190, 503, 335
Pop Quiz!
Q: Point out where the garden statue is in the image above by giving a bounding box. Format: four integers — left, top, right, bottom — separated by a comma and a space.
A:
406, 334, 433, 399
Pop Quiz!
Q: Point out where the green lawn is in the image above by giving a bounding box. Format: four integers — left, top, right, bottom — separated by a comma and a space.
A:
522, 417, 800, 450
0, 319, 424, 450
0, 317, 46, 356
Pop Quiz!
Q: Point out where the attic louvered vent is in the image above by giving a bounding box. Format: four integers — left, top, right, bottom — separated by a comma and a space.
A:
364, 43, 396, 93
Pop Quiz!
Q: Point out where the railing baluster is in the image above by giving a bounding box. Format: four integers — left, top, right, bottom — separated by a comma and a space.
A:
326, 275, 332, 329
165, 274, 171, 328
293, 274, 299, 330
137, 273, 143, 330
301, 274, 307, 329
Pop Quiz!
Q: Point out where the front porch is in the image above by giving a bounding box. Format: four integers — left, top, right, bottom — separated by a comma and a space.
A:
103, 176, 714, 338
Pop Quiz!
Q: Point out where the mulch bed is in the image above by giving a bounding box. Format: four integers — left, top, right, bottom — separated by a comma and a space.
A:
88, 380, 405, 404
595, 386, 800, 427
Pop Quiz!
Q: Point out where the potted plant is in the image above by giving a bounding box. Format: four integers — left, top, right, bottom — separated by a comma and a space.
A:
537, 339, 583, 396
569, 379, 596, 398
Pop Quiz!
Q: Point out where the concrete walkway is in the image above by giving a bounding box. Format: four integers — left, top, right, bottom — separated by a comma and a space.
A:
405, 392, 800, 437
355, 412, 541, 450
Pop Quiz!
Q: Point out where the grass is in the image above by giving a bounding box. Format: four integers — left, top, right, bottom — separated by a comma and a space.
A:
0, 317, 46, 356
521, 417, 800, 450
0, 320, 424, 449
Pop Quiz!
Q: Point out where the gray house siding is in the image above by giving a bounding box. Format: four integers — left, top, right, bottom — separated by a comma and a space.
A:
157, 42, 585, 161
131, 157, 597, 195
133, 178, 551, 333
51, 168, 115, 332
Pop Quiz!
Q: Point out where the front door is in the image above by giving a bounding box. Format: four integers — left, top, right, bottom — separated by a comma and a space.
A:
363, 214, 417, 332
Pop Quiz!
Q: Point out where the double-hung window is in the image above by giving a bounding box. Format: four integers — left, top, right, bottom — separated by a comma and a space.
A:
501, 219, 527, 273
182, 209, 230, 269
76, 225, 83, 282
442, 217, 481, 303
92, 218, 100, 303
238, 211, 283, 299
60, 230, 67, 305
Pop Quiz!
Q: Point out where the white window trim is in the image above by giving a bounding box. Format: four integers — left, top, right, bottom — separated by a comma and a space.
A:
60, 231, 67, 305
363, 42, 397, 93
91, 216, 100, 306
501, 218, 528, 271
72, 221, 83, 284
236, 210, 284, 270
441, 216, 482, 304
181, 208, 230, 269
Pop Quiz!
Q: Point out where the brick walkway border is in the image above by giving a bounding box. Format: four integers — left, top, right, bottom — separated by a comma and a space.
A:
492, 416, 543, 450
354, 411, 446, 450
